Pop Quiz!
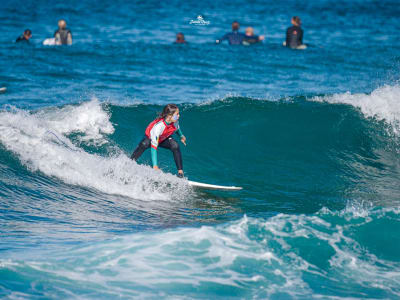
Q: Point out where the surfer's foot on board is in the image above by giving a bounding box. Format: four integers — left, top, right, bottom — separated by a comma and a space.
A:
177, 171, 184, 179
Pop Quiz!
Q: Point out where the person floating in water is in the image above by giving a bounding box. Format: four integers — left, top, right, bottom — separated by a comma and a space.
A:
285, 16, 304, 49
54, 19, 72, 45
16, 29, 32, 43
175, 33, 187, 44
243, 27, 265, 45
131, 104, 187, 178
216, 21, 246, 45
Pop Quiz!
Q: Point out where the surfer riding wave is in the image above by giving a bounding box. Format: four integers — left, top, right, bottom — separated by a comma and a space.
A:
131, 104, 187, 178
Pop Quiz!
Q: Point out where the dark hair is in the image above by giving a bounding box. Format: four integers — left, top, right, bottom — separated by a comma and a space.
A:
292, 16, 301, 25
176, 33, 184, 41
24, 29, 32, 35
232, 21, 239, 31
159, 104, 179, 119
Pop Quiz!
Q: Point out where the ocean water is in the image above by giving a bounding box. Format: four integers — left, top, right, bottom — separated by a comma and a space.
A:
1, 0, 400, 299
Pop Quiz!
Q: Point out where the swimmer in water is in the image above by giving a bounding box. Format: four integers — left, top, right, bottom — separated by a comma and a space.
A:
131, 104, 187, 178
285, 16, 304, 49
16, 29, 32, 43
243, 27, 265, 44
54, 19, 72, 45
175, 33, 187, 44
216, 21, 246, 45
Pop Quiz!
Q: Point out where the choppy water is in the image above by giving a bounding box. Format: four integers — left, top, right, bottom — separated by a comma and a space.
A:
1, 0, 400, 299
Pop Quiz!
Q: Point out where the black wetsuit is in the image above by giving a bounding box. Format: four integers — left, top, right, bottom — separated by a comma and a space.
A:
286, 25, 303, 48
16, 35, 29, 43
217, 30, 246, 45
54, 28, 72, 45
131, 136, 183, 171
243, 35, 260, 44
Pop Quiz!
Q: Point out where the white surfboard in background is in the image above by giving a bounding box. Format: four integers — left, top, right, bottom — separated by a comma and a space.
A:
43, 38, 56, 46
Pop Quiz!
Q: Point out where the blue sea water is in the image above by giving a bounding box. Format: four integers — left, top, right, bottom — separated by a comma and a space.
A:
1, 0, 400, 298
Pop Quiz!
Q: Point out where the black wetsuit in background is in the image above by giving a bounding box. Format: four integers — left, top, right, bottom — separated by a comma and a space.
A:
243, 35, 260, 44
286, 25, 303, 48
16, 35, 29, 43
54, 28, 72, 45
218, 31, 246, 45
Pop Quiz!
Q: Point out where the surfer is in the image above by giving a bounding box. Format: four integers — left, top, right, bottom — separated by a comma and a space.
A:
285, 16, 304, 49
175, 33, 187, 44
131, 104, 187, 178
216, 21, 246, 45
16, 29, 32, 43
243, 27, 265, 44
54, 20, 72, 45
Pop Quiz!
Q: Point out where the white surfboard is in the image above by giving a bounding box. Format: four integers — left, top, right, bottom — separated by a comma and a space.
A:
43, 38, 56, 46
0, 87, 6, 93
188, 180, 242, 191
282, 41, 307, 49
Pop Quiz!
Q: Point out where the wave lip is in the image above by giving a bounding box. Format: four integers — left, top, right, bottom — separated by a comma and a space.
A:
312, 84, 400, 134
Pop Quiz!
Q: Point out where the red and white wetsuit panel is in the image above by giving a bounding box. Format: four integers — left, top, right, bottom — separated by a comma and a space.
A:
145, 118, 179, 149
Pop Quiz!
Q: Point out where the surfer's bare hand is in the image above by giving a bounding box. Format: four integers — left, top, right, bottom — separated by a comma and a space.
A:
181, 136, 186, 146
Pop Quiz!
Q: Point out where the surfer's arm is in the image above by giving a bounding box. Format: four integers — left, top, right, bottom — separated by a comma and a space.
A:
151, 147, 158, 168
175, 124, 186, 145
175, 122, 184, 137
177, 128, 183, 137
149, 122, 165, 167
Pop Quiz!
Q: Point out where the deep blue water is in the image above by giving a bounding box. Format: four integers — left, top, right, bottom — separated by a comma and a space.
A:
1, 0, 400, 299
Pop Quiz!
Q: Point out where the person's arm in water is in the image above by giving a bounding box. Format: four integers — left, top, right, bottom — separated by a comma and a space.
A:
285, 28, 290, 47
299, 28, 303, 45
149, 121, 166, 169
54, 31, 62, 45
67, 32, 72, 45
216, 33, 229, 44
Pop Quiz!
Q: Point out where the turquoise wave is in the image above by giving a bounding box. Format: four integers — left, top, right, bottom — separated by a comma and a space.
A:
1, 96, 400, 299
1, 206, 399, 299
1, 96, 399, 217
110, 97, 400, 208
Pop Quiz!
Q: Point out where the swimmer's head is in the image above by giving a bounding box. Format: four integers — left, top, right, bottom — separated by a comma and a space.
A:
58, 19, 67, 29
245, 27, 254, 36
232, 21, 240, 31
24, 29, 32, 39
291, 16, 301, 26
176, 32, 185, 42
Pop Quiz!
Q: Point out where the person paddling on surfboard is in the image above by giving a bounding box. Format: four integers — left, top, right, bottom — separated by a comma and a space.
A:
130, 104, 187, 178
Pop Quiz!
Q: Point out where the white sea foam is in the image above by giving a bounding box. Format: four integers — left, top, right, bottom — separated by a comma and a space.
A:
2, 212, 400, 298
19, 216, 308, 298
36, 98, 114, 145
312, 84, 400, 134
0, 100, 190, 200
